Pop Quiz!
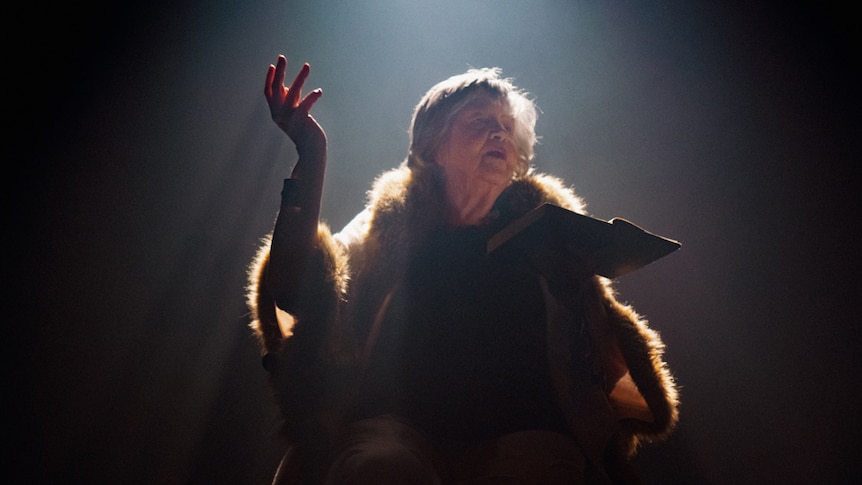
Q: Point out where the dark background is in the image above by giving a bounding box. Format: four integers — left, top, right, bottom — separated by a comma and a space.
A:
19, 1, 859, 483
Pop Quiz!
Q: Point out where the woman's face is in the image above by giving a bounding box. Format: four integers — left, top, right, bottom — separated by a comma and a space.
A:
434, 92, 519, 191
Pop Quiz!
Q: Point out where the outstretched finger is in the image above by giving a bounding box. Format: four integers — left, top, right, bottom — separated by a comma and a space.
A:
264, 64, 276, 100
287, 63, 311, 106
297, 88, 323, 113
272, 55, 288, 98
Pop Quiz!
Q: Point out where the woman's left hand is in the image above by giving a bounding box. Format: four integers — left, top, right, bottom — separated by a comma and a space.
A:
264, 55, 327, 158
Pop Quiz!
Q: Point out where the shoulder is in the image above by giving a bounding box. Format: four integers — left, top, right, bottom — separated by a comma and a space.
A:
333, 164, 414, 266
496, 171, 588, 219
527, 171, 587, 214
367, 164, 413, 213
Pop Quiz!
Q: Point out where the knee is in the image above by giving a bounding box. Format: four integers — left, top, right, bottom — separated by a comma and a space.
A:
325, 439, 440, 485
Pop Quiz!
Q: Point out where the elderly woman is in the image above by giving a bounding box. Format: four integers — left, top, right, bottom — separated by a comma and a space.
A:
247, 55, 678, 485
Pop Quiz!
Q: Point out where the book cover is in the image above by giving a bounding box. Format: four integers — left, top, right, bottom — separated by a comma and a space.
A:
487, 204, 681, 279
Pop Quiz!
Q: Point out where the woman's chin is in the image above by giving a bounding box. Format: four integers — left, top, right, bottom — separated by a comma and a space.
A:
478, 161, 515, 185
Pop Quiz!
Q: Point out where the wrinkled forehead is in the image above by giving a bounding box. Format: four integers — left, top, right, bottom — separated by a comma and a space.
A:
450, 89, 514, 121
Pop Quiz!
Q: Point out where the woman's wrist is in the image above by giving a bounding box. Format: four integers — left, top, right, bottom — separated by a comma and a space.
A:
292, 129, 327, 160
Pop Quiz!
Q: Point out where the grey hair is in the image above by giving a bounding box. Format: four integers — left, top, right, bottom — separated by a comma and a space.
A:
406, 68, 538, 178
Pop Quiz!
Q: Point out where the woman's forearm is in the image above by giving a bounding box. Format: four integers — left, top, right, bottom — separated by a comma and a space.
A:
268, 146, 327, 313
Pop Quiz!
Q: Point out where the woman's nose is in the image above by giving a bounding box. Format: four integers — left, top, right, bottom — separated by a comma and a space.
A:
489, 121, 509, 140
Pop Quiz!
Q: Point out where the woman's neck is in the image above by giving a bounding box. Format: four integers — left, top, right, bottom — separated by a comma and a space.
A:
444, 176, 506, 226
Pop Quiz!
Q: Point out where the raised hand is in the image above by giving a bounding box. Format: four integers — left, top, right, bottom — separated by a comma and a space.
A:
265, 55, 326, 157
264, 57, 329, 302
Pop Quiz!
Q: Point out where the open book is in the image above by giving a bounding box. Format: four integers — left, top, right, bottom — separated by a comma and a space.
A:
487, 204, 681, 279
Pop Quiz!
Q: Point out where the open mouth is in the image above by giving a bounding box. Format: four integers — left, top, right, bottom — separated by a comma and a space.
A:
485, 149, 506, 160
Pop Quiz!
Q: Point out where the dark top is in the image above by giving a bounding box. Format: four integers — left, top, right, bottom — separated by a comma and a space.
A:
357, 225, 569, 442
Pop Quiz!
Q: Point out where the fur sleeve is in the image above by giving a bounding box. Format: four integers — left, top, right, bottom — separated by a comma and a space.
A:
512, 170, 679, 454
599, 279, 679, 455
246, 223, 349, 356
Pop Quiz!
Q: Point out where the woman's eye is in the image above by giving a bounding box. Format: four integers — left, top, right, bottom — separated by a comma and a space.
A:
468, 116, 512, 134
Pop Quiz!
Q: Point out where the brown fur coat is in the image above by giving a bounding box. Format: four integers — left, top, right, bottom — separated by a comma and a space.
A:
247, 164, 678, 476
